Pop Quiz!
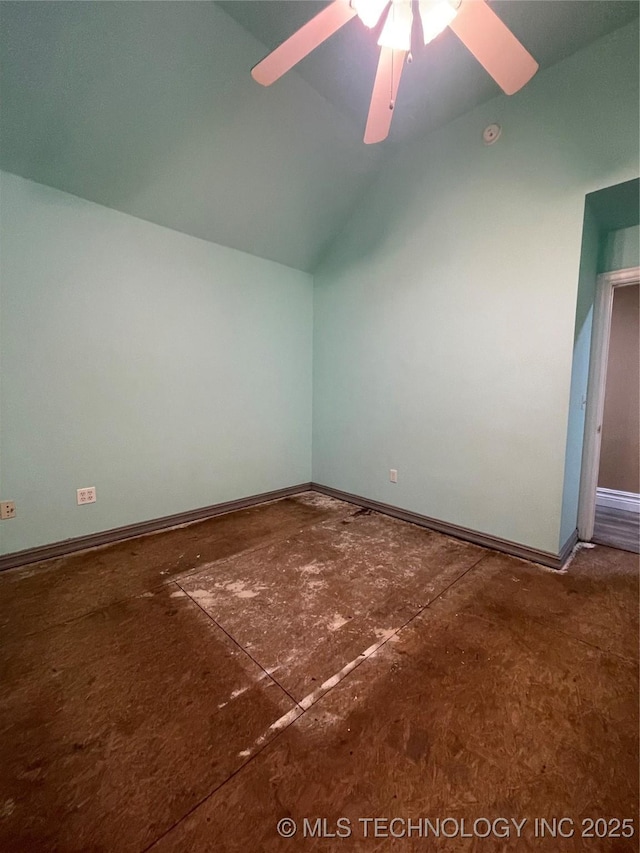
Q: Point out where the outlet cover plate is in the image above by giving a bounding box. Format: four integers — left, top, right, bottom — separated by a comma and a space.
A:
0, 501, 16, 519
77, 487, 96, 505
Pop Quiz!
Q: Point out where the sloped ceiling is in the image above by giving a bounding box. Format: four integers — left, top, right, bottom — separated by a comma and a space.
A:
0, 1, 382, 271
1, 1, 638, 271
221, 1, 640, 145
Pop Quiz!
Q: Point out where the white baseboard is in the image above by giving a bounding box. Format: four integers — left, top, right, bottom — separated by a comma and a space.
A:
596, 488, 640, 514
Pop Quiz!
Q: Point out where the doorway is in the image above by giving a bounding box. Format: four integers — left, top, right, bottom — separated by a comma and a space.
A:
578, 266, 640, 552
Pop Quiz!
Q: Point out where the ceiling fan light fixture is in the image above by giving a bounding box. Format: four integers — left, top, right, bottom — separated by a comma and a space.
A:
252, 0, 538, 145
377, 0, 413, 52
418, 0, 458, 45
352, 0, 389, 29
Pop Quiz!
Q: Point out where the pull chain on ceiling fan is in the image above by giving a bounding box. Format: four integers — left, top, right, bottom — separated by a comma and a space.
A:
251, 0, 539, 144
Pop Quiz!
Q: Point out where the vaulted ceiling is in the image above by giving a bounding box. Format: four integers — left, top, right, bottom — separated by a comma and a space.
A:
1, 1, 638, 271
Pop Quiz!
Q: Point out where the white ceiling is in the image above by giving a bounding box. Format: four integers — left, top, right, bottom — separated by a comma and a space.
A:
1, 1, 638, 271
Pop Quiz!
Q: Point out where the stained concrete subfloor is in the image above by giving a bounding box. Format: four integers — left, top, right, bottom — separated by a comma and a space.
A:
0, 491, 638, 852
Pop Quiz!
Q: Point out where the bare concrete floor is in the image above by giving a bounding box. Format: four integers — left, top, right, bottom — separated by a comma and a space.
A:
0, 491, 638, 852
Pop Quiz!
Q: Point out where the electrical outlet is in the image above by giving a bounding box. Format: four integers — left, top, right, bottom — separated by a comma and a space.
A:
389, 469, 398, 484
0, 501, 16, 519
77, 487, 96, 505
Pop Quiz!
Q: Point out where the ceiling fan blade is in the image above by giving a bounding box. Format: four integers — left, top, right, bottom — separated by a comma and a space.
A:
448, 0, 538, 95
251, 0, 357, 86
364, 47, 406, 144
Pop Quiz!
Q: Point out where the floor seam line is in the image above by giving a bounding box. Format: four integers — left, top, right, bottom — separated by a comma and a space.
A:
389, 552, 491, 635
277, 553, 491, 716
154, 507, 356, 586
413, 558, 638, 667
228, 554, 494, 754
139, 710, 296, 853
522, 613, 639, 665
451, 608, 639, 672
176, 581, 303, 709
141, 554, 491, 851
4, 505, 357, 643
8, 539, 292, 642
8, 580, 181, 643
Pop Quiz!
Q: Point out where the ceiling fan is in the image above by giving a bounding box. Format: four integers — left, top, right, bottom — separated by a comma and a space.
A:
251, 0, 539, 144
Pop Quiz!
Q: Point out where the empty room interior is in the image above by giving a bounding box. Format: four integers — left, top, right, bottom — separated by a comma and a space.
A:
0, 1, 639, 850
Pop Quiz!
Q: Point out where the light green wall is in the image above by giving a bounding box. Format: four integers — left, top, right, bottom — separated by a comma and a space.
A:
0, 172, 312, 555
560, 192, 640, 546
2, 23, 638, 560
599, 225, 640, 273
559, 203, 599, 548
313, 22, 639, 555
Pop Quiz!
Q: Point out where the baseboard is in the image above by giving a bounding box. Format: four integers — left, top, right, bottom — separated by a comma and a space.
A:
558, 528, 579, 565
1, 480, 576, 573
596, 487, 640, 514
0, 483, 312, 572
312, 483, 571, 570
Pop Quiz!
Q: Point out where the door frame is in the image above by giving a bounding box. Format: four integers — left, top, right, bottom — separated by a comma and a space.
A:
577, 265, 640, 540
